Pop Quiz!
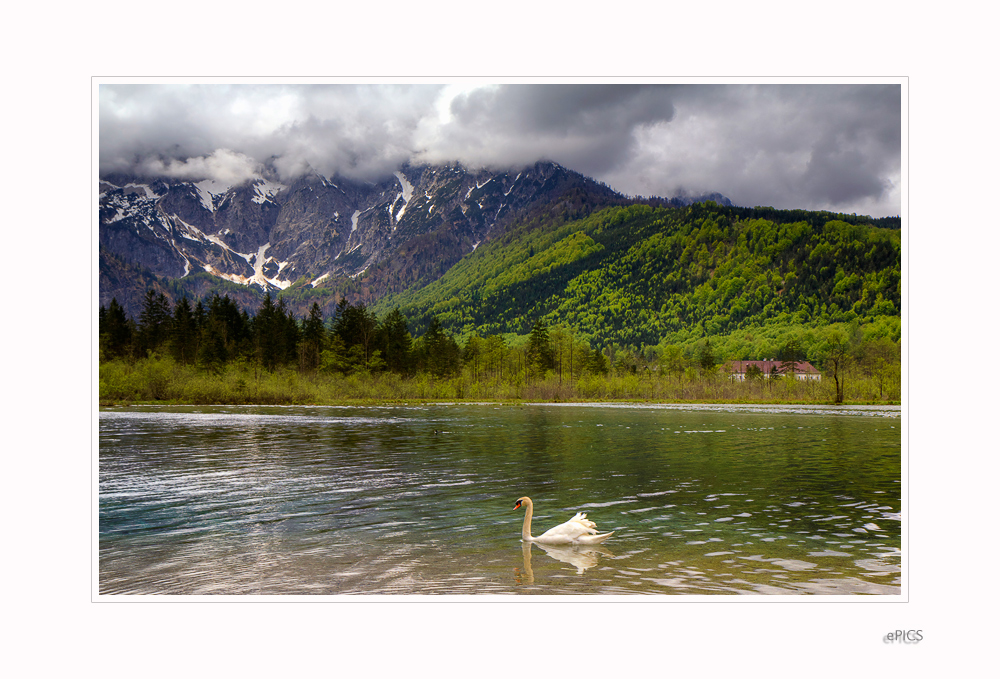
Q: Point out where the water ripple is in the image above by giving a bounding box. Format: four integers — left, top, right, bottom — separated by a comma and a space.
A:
100, 404, 900, 595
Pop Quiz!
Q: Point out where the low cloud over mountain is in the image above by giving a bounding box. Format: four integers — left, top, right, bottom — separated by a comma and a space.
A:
100, 83, 901, 218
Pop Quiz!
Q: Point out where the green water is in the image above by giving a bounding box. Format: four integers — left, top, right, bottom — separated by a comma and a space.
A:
98, 403, 901, 595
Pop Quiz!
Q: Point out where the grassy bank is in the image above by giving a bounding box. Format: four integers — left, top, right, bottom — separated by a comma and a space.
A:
99, 356, 900, 406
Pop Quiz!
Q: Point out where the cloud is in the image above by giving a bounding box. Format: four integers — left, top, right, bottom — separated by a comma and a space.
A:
99, 84, 443, 183
413, 84, 678, 176
98, 82, 901, 217
599, 84, 901, 215
138, 149, 261, 185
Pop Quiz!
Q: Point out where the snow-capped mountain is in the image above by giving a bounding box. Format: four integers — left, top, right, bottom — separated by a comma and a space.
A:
98, 161, 731, 317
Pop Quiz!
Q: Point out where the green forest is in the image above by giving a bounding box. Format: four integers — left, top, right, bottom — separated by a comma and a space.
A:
377, 202, 900, 346
99, 201, 901, 406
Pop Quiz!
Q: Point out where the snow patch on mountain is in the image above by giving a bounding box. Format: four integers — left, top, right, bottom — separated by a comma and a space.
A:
193, 180, 220, 212
393, 171, 414, 222
252, 178, 285, 204
125, 183, 161, 199
195, 243, 290, 290
251, 244, 270, 286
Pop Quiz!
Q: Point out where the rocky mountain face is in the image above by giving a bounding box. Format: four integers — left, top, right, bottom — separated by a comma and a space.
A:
99, 161, 730, 319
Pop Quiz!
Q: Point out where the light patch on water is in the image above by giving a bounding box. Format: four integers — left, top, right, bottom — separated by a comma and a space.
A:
527, 402, 900, 418
855, 558, 900, 573
100, 410, 414, 428
772, 559, 817, 571
423, 480, 476, 488
578, 499, 636, 509
740, 555, 817, 571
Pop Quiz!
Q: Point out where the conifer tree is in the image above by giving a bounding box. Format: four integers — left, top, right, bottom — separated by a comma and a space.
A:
333, 299, 379, 367
197, 295, 235, 369
586, 348, 609, 375
698, 339, 717, 375
137, 290, 172, 356
419, 317, 460, 378
100, 298, 132, 360
300, 302, 325, 372
255, 292, 281, 370
527, 319, 554, 378
277, 297, 299, 365
170, 297, 197, 364
381, 307, 414, 375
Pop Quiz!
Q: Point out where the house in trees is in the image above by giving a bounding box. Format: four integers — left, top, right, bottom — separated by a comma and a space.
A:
725, 359, 821, 381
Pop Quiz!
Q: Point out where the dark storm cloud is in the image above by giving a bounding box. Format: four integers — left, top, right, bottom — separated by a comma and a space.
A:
99, 82, 901, 217
418, 84, 678, 177
798, 85, 901, 206
600, 83, 901, 216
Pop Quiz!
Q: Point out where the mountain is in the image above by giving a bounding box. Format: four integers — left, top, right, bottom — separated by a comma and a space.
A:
99, 159, 901, 357
100, 160, 684, 318
371, 201, 901, 350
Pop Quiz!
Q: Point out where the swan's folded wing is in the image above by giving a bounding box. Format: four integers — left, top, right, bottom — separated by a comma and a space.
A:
537, 517, 596, 542
569, 512, 598, 530
575, 531, 614, 545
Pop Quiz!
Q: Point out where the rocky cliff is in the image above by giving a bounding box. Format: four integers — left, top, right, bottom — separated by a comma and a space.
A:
98, 160, 729, 318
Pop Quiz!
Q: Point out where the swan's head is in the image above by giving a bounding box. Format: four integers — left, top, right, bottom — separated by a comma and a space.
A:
513, 496, 530, 511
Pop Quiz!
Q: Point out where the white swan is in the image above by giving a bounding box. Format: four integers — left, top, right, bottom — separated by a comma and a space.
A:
513, 496, 614, 545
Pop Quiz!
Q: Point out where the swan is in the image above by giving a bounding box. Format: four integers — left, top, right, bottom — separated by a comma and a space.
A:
513, 496, 614, 545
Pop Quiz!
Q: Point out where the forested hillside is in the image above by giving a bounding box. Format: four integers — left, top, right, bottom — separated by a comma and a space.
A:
100, 200, 901, 406
375, 201, 901, 351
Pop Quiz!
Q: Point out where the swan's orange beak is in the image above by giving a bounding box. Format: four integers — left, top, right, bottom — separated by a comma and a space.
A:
513, 500, 522, 510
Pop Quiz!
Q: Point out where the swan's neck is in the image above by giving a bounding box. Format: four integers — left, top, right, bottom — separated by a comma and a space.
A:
521, 499, 535, 542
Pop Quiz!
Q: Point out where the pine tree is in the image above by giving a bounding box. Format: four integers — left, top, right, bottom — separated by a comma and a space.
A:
698, 339, 716, 375
255, 292, 281, 371
277, 297, 299, 365
100, 298, 132, 360
420, 317, 460, 378
527, 319, 554, 378
137, 290, 172, 356
586, 348, 609, 376
138, 289, 172, 355
778, 339, 804, 377
197, 295, 233, 369
170, 297, 197, 364
333, 299, 379, 368
381, 307, 413, 375
300, 302, 325, 372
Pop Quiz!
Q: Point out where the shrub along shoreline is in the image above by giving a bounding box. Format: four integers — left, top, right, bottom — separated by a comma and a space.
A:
99, 355, 899, 407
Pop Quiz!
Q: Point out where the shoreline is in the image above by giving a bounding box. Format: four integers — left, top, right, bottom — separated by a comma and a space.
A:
99, 398, 901, 409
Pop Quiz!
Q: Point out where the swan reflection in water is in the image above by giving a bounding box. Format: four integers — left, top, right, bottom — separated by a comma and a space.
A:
515, 540, 616, 585
511, 496, 616, 585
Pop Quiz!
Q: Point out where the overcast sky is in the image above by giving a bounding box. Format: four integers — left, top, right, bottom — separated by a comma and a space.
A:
100, 82, 901, 218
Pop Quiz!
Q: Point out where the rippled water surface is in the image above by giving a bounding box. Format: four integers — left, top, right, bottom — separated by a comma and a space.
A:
99, 403, 901, 595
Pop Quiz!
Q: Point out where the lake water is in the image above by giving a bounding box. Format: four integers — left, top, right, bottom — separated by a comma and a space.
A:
98, 403, 901, 596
